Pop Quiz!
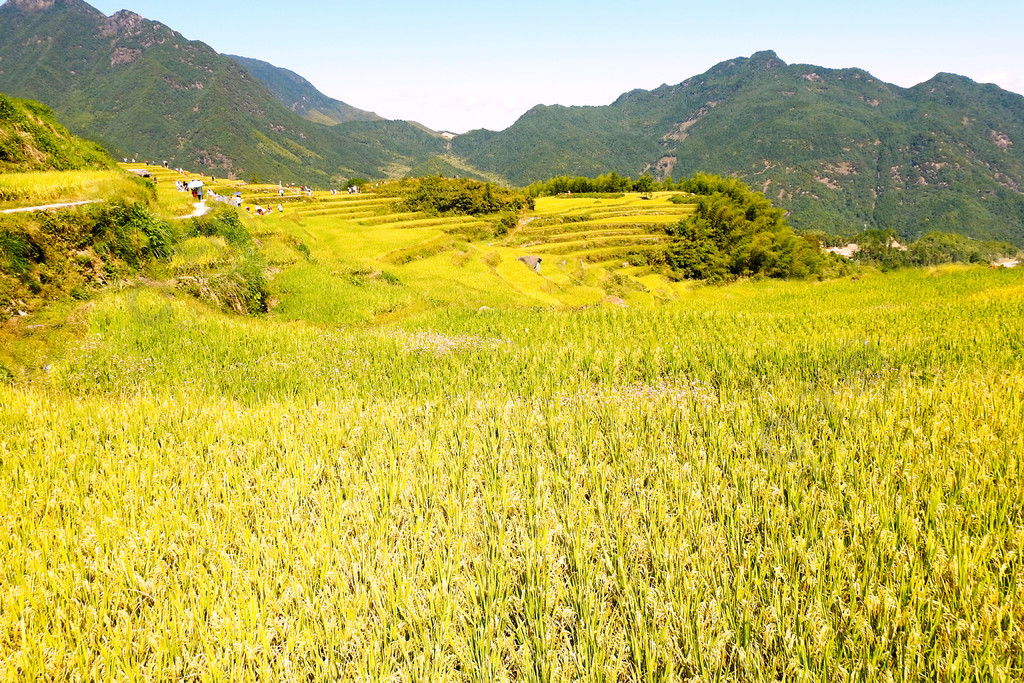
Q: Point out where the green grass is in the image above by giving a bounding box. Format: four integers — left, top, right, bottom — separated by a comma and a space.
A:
2, 177, 1023, 680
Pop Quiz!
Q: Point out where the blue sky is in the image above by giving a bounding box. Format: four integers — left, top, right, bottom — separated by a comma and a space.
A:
83, 0, 1024, 133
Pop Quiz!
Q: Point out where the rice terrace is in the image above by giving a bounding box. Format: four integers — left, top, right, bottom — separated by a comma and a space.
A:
1, 149, 1022, 681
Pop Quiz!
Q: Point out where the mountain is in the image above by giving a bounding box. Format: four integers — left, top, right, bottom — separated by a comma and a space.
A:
2, 0, 1022, 245
225, 54, 382, 126
0, 91, 113, 171
452, 51, 1024, 245
0, 0, 445, 183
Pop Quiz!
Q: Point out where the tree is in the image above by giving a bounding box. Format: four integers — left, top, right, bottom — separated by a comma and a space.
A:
633, 174, 656, 195
664, 174, 826, 280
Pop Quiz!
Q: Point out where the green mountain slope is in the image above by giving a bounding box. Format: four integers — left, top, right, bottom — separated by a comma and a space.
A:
225, 54, 382, 126
454, 51, 1024, 245
0, 0, 445, 184
0, 91, 113, 171
4, 1, 1022, 245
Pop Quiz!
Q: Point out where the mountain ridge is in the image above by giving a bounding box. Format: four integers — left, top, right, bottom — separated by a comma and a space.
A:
0, 0, 447, 183
452, 50, 1024, 244
224, 54, 383, 126
2, 0, 1023, 244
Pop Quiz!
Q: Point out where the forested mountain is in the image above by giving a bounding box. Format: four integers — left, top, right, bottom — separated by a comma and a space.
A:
453, 51, 1024, 245
225, 55, 383, 126
2, 0, 1023, 245
0, 0, 445, 184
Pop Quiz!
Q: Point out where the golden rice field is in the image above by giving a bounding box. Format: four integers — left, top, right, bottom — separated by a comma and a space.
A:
1, 171, 1023, 681
0, 169, 143, 208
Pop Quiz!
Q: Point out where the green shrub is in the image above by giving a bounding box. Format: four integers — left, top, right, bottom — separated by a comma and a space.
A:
399, 176, 532, 216
0, 230, 42, 277
379, 270, 402, 286
187, 211, 252, 248
662, 174, 826, 280
175, 210, 268, 315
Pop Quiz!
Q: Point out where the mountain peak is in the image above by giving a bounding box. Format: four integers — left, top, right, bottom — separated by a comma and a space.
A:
701, 51, 788, 80
4, 0, 99, 13
110, 8, 142, 20
100, 9, 148, 35
4, 0, 56, 11
748, 50, 786, 69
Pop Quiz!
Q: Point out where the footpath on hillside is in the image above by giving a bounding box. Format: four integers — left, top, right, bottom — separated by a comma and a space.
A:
0, 200, 103, 214
179, 201, 210, 219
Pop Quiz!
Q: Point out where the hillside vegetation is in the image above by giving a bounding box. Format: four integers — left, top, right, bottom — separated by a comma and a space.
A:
0, 0, 447, 184
454, 51, 1024, 246
0, 92, 113, 172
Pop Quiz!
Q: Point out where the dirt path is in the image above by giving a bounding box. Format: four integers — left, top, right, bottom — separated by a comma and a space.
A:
506, 215, 535, 239
178, 201, 210, 219
0, 200, 103, 214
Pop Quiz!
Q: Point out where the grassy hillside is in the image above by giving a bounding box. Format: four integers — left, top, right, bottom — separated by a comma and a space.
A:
0, 91, 113, 172
0, 97, 180, 319
0, 100, 279, 323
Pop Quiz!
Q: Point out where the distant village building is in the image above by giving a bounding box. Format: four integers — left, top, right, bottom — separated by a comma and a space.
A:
517, 255, 542, 274
825, 243, 860, 259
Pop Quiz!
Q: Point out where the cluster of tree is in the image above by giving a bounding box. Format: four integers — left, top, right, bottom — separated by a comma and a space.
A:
660, 174, 830, 280
526, 172, 670, 197
526, 172, 793, 199
849, 229, 1018, 270
391, 176, 533, 217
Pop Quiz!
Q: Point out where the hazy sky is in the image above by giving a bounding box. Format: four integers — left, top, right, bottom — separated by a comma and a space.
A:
80, 0, 1024, 133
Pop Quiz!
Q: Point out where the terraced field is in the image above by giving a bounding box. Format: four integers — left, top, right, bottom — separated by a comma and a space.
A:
509, 195, 692, 266
118, 164, 705, 315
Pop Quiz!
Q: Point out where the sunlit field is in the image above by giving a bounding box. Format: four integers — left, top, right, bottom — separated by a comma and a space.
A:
0, 169, 142, 208
1, 173, 1022, 680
